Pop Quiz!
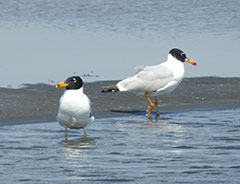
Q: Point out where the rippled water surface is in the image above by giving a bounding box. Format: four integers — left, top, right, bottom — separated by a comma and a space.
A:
0, 0, 240, 87
0, 0, 240, 35
1, 109, 240, 183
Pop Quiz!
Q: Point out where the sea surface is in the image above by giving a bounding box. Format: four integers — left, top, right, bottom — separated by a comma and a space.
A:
1, 108, 240, 183
0, 0, 240, 87
1, 0, 239, 35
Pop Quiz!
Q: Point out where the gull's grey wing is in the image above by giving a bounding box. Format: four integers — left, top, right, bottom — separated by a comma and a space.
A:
117, 64, 174, 93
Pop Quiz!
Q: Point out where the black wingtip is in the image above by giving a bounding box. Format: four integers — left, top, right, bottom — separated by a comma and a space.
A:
101, 85, 119, 93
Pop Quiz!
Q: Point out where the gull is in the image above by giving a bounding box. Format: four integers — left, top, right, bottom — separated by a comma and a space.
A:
56, 76, 94, 141
101, 48, 196, 116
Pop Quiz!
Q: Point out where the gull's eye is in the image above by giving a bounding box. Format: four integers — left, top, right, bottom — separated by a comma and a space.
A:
180, 53, 186, 58
72, 78, 77, 83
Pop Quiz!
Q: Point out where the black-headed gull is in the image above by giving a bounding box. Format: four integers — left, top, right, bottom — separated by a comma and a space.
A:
102, 48, 196, 117
56, 76, 94, 141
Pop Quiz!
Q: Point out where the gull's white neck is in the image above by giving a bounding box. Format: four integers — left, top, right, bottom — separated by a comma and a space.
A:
164, 54, 185, 80
64, 87, 84, 95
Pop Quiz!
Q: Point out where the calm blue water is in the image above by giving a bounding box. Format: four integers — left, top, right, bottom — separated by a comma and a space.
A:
0, 0, 240, 87
1, 0, 239, 36
1, 108, 240, 183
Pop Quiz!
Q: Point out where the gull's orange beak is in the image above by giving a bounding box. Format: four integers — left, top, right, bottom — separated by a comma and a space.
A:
56, 82, 69, 88
186, 58, 197, 66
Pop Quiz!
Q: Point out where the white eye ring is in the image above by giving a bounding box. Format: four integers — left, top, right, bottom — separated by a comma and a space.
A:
73, 78, 77, 83
181, 53, 185, 57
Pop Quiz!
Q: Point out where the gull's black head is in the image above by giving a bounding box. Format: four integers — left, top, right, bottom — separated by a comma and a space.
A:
169, 48, 187, 63
56, 76, 83, 90
65, 76, 83, 90
169, 48, 197, 65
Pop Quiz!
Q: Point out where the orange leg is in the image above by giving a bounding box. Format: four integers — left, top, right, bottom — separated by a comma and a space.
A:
83, 128, 87, 141
155, 96, 160, 117
65, 127, 68, 141
145, 92, 154, 116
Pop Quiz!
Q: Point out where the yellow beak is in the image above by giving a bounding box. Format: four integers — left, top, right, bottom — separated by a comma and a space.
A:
186, 58, 197, 66
56, 82, 69, 88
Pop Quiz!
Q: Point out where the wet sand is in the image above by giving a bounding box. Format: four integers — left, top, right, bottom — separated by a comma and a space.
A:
0, 77, 240, 126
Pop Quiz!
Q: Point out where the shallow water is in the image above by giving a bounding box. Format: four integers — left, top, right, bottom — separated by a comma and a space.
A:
1, 108, 240, 183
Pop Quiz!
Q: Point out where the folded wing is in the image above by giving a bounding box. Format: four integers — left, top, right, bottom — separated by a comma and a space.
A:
117, 64, 174, 94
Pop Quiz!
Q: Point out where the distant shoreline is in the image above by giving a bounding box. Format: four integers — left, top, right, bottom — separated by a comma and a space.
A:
1, 77, 240, 126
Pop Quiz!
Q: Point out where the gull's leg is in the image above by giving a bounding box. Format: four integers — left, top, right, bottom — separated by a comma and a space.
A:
65, 127, 68, 141
155, 96, 160, 117
83, 128, 87, 141
145, 92, 154, 116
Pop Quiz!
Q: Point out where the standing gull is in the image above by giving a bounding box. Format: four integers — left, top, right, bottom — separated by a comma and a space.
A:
56, 76, 94, 141
101, 48, 196, 116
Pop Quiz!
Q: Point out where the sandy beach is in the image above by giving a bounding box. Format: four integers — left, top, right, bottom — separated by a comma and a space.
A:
0, 77, 240, 126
